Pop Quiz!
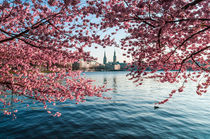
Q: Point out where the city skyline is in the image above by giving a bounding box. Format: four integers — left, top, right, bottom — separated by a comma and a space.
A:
84, 29, 132, 64
103, 50, 117, 65
86, 46, 132, 64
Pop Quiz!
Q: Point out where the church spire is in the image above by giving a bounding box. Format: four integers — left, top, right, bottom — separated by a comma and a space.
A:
103, 51, 107, 65
113, 50, 116, 64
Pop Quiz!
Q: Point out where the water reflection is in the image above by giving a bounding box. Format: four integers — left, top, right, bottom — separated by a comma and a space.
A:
103, 75, 118, 93
103, 77, 107, 84
113, 76, 117, 93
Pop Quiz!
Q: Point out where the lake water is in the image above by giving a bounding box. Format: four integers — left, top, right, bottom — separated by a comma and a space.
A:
0, 71, 210, 138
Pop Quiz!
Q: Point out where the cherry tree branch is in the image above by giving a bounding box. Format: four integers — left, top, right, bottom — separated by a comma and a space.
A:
166, 18, 210, 23
0, 13, 60, 44
158, 27, 162, 48
182, 0, 205, 10
0, 81, 24, 88
191, 56, 209, 72
179, 26, 209, 49
181, 46, 209, 70
123, 0, 156, 28
175, 45, 209, 77
0, 5, 15, 23
166, 26, 210, 61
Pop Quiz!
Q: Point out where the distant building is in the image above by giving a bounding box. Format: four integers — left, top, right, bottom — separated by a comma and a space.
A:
102, 50, 128, 71
72, 59, 101, 71
72, 51, 128, 71
103, 52, 107, 65
113, 50, 116, 64
114, 64, 120, 70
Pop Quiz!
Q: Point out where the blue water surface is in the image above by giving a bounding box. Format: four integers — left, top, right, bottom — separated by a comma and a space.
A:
0, 71, 210, 138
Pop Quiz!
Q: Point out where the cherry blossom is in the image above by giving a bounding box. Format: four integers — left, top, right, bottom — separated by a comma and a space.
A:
0, 0, 110, 117
85, 0, 209, 104
0, 0, 209, 117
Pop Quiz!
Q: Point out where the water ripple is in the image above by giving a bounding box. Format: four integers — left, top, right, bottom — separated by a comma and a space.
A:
0, 71, 210, 138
